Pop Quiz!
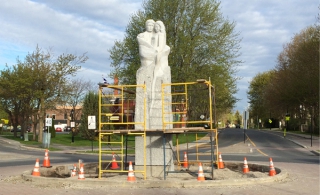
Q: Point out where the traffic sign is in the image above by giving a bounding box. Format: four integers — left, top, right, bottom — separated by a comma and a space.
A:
269, 119, 272, 124
285, 113, 290, 121
45, 118, 52, 127
88, 116, 96, 129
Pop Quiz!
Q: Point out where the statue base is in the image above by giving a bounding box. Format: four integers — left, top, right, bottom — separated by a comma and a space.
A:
135, 132, 174, 177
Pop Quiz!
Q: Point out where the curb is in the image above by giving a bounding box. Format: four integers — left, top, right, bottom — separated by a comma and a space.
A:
22, 162, 288, 188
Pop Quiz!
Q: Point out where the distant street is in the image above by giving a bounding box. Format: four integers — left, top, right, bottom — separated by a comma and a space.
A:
219, 128, 318, 164
180, 128, 319, 164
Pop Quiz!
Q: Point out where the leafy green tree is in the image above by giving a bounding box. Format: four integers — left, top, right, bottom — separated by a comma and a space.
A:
0, 46, 87, 140
234, 110, 242, 125
0, 63, 35, 137
249, 25, 319, 132
267, 25, 319, 132
79, 91, 99, 140
109, 0, 241, 119
247, 71, 275, 127
0, 105, 8, 132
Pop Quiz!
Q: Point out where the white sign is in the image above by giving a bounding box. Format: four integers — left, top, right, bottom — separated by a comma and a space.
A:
71, 121, 75, 128
45, 118, 52, 127
243, 111, 249, 129
88, 116, 96, 130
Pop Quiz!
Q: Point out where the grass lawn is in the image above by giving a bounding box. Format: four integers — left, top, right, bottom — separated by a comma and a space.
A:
0, 131, 208, 151
287, 130, 319, 136
0, 132, 99, 150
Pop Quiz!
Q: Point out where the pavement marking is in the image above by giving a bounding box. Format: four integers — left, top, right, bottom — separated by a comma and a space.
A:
246, 134, 269, 157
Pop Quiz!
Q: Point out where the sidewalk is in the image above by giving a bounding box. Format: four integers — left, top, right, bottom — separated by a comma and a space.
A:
253, 128, 320, 155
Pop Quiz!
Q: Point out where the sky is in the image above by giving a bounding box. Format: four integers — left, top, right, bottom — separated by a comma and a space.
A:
0, 0, 318, 113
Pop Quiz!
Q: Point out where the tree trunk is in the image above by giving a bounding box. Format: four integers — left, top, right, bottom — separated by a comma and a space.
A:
38, 97, 44, 143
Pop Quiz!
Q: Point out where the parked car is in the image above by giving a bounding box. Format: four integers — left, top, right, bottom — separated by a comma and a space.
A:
235, 124, 240, 128
11, 126, 30, 132
10, 127, 21, 132
64, 126, 71, 132
55, 127, 62, 132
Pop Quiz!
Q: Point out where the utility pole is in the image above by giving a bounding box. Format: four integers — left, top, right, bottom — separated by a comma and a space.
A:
71, 109, 75, 143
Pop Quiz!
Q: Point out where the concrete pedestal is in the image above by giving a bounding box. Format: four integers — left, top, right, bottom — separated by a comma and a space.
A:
135, 132, 174, 177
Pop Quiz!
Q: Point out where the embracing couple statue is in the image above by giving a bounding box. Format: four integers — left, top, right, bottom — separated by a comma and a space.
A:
134, 20, 173, 175
135, 19, 172, 130
137, 19, 170, 73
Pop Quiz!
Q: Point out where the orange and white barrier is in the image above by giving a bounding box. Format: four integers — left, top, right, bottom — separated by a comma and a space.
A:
71, 164, 77, 177
78, 163, 85, 180
218, 152, 224, 169
183, 151, 188, 169
32, 159, 40, 176
269, 157, 276, 176
111, 152, 119, 169
127, 161, 136, 182
42, 149, 51, 167
197, 162, 205, 181
243, 157, 249, 173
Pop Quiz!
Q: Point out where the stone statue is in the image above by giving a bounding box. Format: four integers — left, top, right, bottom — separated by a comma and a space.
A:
136, 19, 171, 130
135, 20, 173, 176
137, 19, 157, 68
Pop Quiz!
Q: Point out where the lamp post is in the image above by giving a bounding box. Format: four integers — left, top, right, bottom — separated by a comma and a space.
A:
70, 109, 75, 143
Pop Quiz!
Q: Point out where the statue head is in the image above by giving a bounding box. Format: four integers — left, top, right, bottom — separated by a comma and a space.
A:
154, 22, 161, 33
156, 21, 165, 33
145, 19, 155, 32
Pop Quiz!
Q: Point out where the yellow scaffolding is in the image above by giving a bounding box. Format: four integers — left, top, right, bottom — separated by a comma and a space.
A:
161, 79, 218, 179
97, 79, 218, 180
97, 83, 147, 180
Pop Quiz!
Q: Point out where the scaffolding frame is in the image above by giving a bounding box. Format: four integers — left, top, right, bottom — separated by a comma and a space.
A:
97, 79, 218, 180
97, 83, 147, 180
161, 79, 218, 179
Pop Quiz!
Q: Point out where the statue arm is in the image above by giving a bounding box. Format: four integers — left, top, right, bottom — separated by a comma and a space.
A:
137, 36, 155, 50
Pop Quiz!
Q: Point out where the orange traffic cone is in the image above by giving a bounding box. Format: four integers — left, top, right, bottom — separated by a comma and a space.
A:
218, 152, 224, 169
243, 157, 249, 173
183, 151, 188, 169
78, 163, 85, 180
127, 161, 136, 182
111, 152, 119, 169
269, 157, 276, 176
197, 162, 205, 181
42, 149, 51, 167
71, 164, 77, 177
32, 159, 40, 176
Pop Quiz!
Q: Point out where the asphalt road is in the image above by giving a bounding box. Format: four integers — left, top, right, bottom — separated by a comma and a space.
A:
0, 129, 319, 195
0, 142, 98, 167
218, 128, 319, 164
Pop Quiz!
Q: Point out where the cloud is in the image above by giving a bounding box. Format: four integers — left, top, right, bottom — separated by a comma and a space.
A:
0, 0, 318, 113
220, 0, 318, 111
0, 0, 142, 80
